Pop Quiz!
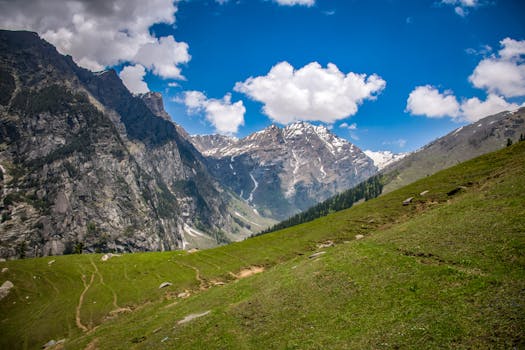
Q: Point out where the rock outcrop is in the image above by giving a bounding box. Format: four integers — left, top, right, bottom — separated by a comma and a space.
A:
0, 30, 263, 258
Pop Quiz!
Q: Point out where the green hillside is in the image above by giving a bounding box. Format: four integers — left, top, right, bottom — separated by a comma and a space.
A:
1, 142, 524, 349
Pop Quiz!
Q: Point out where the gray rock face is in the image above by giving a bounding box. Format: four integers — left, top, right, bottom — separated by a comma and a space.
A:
0, 30, 260, 258
383, 108, 525, 193
192, 122, 377, 220
136, 92, 171, 121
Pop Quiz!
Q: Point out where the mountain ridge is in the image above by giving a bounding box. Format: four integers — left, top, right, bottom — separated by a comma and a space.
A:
0, 30, 266, 258
191, 121, 377, 220
383, 107, 525, 192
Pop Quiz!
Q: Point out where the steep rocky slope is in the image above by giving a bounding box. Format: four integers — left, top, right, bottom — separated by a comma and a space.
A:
0, 30, 263, 258
383, 108, 525, 192
192, 122, 377, 220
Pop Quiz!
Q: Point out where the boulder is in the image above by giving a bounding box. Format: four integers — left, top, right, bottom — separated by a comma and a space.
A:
420, 190, 429, 196
355, 234, 364, 240
308, 251, 326, 259
159, 282, 172, 289
0, 280, 14, 300
402, 197, 414, 206
177, 291, 191, 298
1, 267, 8, 273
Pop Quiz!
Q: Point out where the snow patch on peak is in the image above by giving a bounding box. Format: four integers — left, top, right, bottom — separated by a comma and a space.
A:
364, 150, 408, 170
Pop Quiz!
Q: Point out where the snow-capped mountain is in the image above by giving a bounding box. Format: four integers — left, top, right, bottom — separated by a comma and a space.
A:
192, 122, 377, 220
364, 150, 409, 170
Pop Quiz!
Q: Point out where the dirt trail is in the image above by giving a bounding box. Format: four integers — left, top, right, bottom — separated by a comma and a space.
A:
177, 262, 207, 290
76, 273, 95, 332
90, 259, 104, 284
90, 258, 123, 310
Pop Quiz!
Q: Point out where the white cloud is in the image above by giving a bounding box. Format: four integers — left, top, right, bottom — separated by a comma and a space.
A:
406, 85, 460, 118
465, 44, 492, 57
168, 82, 180, 88
340, 122, 357, 130
469, 38, 525, 98
134, 36, 190, 79
0, 0, 190, 80
234, 61, 386, 124
454, 6, 467, 17
499, 37, 525, 60
441, 0, 479, 8
460, 94, 521, 122
383, 139, 407, 148
119, 64, 149, 94
406, 86, 520, 122
274, 0, 315, 6
183, 91, 245, 135
441, 0, 481, 16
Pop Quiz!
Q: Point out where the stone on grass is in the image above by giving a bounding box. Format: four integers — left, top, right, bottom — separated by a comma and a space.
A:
355, 234, 364, 240
177, 291, 190, 298
308, 251, 326, 259
159, 282, 172, 289
402, 197, 414, 206
317, 240, 334, 249
101, 253, 121, 261
0, 280, 14, 300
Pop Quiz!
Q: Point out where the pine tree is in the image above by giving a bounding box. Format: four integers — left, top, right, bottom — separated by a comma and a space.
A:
507, 138, 513, 147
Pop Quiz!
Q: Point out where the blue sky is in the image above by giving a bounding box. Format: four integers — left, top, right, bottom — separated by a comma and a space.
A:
2, 0, 524, 152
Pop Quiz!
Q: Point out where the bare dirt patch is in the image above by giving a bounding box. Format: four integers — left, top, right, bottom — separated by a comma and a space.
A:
231, 266, 265, 279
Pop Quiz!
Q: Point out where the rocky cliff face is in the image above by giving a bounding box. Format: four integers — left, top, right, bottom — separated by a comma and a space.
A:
192, 122, 377, 220
0, 30, 263, 258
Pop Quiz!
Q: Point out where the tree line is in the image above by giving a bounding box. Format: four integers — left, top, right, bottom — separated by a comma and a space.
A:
256, 174, 384, 236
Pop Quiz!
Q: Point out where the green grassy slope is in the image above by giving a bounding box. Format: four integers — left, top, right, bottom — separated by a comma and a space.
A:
1, 142, 524, 349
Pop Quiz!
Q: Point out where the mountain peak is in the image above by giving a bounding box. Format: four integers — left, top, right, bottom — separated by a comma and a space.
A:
190, 120, 376, 219
364, 150, 409, 170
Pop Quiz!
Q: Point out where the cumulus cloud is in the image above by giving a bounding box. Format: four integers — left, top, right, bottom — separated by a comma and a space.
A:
119, 64, 149, 94
234, 61, 386, 124
274, 0, 315, 6
134, 36, 190, 79
406, 86, 520, 122
0, 0, 190, 79
406, 85, 460, 118
460, 94, 520, 122
469, 38, 525, 98
183, 91, 246, 134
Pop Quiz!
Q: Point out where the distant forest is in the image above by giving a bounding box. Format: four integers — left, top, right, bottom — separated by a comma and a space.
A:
256, 174, 384, 236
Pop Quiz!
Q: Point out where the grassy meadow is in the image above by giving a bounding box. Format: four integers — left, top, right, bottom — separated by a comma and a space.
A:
1, 142, 524, 349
